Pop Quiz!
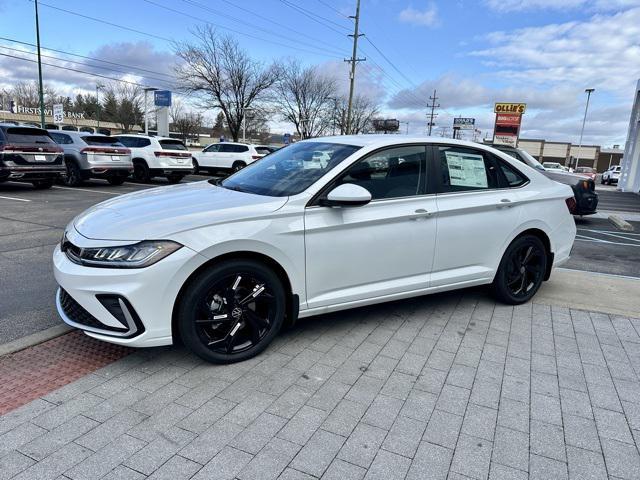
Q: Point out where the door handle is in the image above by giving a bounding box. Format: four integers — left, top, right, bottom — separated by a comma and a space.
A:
497, 198, 514, 209
410, 208, 433, 220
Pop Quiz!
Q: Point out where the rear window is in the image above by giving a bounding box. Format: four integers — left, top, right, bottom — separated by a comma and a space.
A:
82, 136, 124, 147
255, 147, 272, 155
159, 139, 187, 151
4, 127, 55, 145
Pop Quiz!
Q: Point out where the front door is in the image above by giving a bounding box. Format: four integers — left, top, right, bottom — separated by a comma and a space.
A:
304, 145, 438, 309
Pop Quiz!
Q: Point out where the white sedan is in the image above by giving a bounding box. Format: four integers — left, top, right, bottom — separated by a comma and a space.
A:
53, 136, 576, 363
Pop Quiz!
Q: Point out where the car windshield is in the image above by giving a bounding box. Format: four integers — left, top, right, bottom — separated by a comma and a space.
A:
219, 141, 361, 197
82, 136, 124, 147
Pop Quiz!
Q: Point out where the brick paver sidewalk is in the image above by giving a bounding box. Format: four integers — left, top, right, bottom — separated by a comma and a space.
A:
2, 291, 640, 479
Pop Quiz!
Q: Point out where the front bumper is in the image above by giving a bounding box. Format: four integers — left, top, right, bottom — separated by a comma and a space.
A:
53, 235, 204, 348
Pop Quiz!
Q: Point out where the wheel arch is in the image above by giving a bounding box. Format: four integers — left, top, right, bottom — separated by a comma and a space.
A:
171, 250, 297, 344
499, 227, 554, 282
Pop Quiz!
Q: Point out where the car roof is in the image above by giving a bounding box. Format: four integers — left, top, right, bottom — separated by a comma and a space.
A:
302, 135, 497, 150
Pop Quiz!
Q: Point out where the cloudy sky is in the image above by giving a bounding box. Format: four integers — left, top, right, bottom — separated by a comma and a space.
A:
1, 0, 639, 146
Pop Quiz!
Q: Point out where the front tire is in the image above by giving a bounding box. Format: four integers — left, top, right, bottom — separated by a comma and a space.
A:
491, 234, 547, 305
192, 159, 200, 175
231, 161, 246, 172
133, 160, 151, 183
177, 259, 286, 364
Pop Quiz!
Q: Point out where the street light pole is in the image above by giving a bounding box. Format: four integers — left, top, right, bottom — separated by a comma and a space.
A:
575, 88, 595, 170
95, 83, 104, 132
34, 0, 45, 128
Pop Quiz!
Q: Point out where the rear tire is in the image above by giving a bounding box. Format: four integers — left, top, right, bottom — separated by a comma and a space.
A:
232, 161, 246, 173
133, 160, 151, 183
491, 234, 548, 305
167, 173, 185, 184
192, 159, 200, 175
107, 176, 126, 186
177, 259, 286, 364
63, 159, 82, 187
32, 179, 54, 189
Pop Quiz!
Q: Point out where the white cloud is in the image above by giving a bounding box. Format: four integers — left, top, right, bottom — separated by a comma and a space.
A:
484, 0, 640, 12
398, 3, 439, 27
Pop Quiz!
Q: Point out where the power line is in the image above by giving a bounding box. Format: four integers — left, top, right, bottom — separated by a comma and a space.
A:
0, 52, 155, 88
0, 45, 175, 88
315, 0, 350, 18
182, 0, 347, 56
0, 37, 176, 80
143, 0, 345, 59
279, 0, 351, 35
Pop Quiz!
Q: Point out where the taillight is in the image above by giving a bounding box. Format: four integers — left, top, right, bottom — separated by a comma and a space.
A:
81, 147, 130, 155
154, 151, 192, 158
252, 155, 261, 160
0, 144, 62, 153
565, 197, 577, 214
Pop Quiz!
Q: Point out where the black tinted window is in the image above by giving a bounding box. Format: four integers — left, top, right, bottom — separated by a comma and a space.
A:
50, 132, 73, 144
82, 136, 123, 147
336, 145, 426, 200
4, 127, 55, 145
235, 145, 249, 153
437, 146, 499, 192
255, 147, 272, 155
219, 144, 233, 153
116, 137, 137, 147
159, 139, 187, 150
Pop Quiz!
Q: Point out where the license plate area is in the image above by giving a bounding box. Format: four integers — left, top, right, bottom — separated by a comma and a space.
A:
34, 154, 47, 162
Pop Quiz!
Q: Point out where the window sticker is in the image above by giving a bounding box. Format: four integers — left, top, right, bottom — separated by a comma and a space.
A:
444, 151, 488, 188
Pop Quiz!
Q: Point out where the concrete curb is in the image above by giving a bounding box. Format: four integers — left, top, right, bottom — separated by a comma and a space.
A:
0, 324, 73, 357
608, 214, 635, 231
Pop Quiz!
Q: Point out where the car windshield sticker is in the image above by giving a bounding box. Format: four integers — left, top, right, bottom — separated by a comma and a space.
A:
445, 151, 488, 188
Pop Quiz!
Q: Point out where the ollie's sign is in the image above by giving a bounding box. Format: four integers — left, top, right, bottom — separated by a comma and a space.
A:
493, 103, 526, 147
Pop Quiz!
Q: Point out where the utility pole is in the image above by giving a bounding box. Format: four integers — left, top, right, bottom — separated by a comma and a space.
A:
575, 88, 595, 170
34, 0, 45, 128
345, 0, 365, 135
96, 83, 104, 132
426, 89, 440, 136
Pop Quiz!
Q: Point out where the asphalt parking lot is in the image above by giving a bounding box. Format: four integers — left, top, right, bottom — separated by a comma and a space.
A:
0, 178, 638, 346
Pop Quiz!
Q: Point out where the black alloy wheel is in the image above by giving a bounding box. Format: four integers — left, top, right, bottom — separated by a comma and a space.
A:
133, 161, 151, 183
178, 259, 285, 363
492, 235, 547, 305
232, 161, 246, 172
64, 159, 82, 186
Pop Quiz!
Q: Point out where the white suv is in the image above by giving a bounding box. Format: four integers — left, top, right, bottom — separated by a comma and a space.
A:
192, 142, 261, 174
601, 165, 621, 185
115, 135, 193, 183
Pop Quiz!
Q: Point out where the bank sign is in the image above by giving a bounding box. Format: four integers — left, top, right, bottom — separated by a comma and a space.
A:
15, 105, 85, 119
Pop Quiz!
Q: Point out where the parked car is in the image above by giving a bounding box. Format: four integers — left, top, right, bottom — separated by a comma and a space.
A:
114, 135, 192, 183
191, 142, 262, 174
542, 162, 569, 173
54, 135, 576, 364
493, 145, 598, 216
254, 145, 279, 157
48, 131, 132, 186
0, 124, 65, 189
574, 166, 597, 181
601, 165, 621, 185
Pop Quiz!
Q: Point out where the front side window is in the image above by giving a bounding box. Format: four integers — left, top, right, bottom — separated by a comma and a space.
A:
220, 142, 360, 197
437, 146, 499, 192
205, 144, 220, 153
335, 145, 426, 200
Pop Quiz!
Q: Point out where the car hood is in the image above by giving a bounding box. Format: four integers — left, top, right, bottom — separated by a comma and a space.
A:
541, 170, 588, 186
73, 181, 288, 241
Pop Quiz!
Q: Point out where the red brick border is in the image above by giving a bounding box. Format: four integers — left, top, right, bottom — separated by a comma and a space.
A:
0, 331, 132, 415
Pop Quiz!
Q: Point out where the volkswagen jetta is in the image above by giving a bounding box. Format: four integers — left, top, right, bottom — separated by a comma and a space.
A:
54, 136, 576, 363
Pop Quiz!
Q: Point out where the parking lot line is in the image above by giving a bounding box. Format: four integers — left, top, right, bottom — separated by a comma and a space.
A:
51, 186, 121, 195
0, 195, 31, 202
576, 234, 640, 247
579, 228, 640, 237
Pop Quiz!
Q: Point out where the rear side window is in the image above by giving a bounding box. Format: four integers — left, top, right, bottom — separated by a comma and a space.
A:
255, 147, 271, 155
497, 161, 528, 187
4, 127, 55, 145
117, 137, 150, 148
231, 145, 249, 153
219, 144, 234, 153
159, 139, 187, 150
437, 146, 499, 192
50, 132, 73, 144
83, 136, 123, 147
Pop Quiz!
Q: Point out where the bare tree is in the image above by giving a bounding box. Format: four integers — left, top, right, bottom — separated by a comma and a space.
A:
273, 60, 337, 139
174, 26, 278, 142
170, 100, 203, 144
9, 81, 66, 109
335, 95, 379, 134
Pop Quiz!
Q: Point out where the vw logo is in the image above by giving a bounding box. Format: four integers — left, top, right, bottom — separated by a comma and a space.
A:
231, 307, 243, 319
38, 147, 43, 152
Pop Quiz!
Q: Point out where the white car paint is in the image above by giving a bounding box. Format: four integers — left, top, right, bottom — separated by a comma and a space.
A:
53, 135, 576, 348
602, 165, 621, 184
114, 134, 193, 176
192, 142, 261, 171
542, 162, 569, 173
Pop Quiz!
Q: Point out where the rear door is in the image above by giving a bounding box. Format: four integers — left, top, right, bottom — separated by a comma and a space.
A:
431, 144, 527, 287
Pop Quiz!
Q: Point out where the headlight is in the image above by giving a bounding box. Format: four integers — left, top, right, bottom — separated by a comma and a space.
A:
67, 240, 182, 268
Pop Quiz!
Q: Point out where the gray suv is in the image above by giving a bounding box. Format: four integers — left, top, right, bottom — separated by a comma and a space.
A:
48, 131, 133, 186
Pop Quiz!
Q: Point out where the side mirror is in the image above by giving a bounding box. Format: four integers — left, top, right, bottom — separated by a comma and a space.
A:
320, 183, 372, 207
